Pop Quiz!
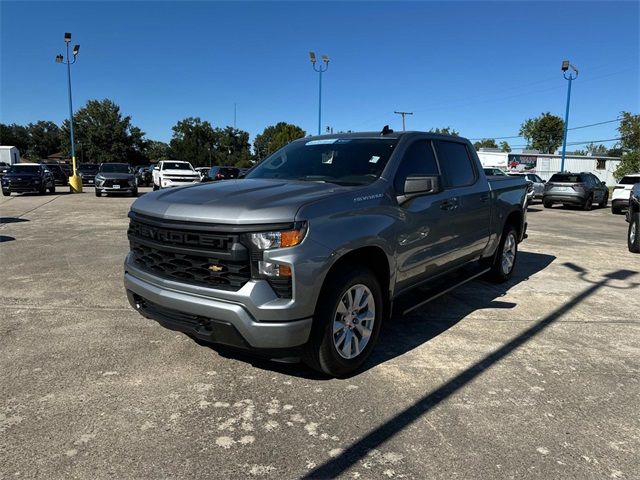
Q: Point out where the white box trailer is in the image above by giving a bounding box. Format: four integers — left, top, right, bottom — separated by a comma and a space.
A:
0, 146, 21, 165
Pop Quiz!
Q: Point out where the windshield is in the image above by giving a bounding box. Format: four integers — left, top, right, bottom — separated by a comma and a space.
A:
100, 163, 130, 174
162, 162, 193, 171
486, 168, 506, 176
620, 176, 640, 185
78, 164, 99, 173
246, 138, 398, 186
9, 165, 40, 174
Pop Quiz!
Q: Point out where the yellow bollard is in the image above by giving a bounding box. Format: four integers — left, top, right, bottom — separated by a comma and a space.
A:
68, 155, 83, 193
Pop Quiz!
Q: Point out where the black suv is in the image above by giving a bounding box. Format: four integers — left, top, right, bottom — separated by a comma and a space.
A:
627, 182, 640, 253
2, 163, 56, 196
203, 166, 240, 182
543, 172, 609, 210
76, 163, 99, 185
42, 163, 69, 186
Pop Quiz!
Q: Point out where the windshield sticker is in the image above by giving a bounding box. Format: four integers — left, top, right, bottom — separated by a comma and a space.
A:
306, 139, 338, 146
369, 156, 381, 163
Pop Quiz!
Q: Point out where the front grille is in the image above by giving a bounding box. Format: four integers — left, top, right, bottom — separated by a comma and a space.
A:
104, 179, 131, 187
128, 217, 251, 291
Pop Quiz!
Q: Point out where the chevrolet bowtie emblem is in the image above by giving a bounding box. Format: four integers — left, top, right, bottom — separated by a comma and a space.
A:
208, 264, 223, 273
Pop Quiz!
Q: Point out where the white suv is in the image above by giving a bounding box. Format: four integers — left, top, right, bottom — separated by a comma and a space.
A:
152, 160, 200, 190
611, 173, 640, 214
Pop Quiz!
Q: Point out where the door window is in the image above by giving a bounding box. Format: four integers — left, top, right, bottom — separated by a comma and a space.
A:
435, 141, 476, 188
394, 141, 439, 193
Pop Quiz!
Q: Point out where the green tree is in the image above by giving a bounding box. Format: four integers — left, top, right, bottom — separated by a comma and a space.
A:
499, 141, 512, 153
429, 127, 459, 136
473, 138, 498, 150
61, 99, 147, 163
614, 152, 640, 180
146, 140, 172, 161
215, 126, 252, 167
25, 121, 62, 159
0, 123, 30, 153
519, 112, 565, 154
169, 117, 217, 167
617, 111, 640, 152
253, 122, 306, 160
613, 112, 640, 179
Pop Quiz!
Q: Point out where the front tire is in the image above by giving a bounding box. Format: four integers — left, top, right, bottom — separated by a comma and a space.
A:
49, 184, 56, 194
304, 265, 383, 377
599, 193, 608, 208
131, 188, 138, 197
2, 189, 10, 197
543, 199, 552, 208
487, 225, 518, 283
95, 189, 101, 197
153, 183, 159, 191
583, 194, 593, 211
629, 212, 640, 253
612, 206, 622, 215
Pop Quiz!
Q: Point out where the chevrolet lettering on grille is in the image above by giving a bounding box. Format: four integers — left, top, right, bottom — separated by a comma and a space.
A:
130, 221, 229, 250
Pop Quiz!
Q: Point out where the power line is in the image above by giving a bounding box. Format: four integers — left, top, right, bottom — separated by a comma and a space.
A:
469, 117, 621, 141
509, 137, 621, 148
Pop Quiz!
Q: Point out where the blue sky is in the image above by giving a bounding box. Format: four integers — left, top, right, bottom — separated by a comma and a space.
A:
1, 1, 638, 151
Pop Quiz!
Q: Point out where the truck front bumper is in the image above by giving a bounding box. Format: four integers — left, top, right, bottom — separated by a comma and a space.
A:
124, 270, 313, 352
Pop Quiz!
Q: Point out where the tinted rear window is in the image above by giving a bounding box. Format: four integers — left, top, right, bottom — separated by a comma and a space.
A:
10, 165, 40, 173
620, 176, 640, 185
549, 174, 583, 183
436, 141, 476, 187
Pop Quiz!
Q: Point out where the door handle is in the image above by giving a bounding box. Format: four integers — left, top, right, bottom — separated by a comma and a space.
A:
440, 199, 459, 211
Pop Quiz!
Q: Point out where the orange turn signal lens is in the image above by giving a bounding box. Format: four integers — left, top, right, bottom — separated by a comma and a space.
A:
279, 265, 292, 277
281, 229, 304, 248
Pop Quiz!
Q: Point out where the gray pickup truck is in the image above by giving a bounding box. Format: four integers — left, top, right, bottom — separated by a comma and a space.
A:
124, 130, 528, 377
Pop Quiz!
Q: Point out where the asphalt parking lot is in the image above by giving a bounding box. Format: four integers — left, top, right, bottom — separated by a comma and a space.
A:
1, 188, 638, 479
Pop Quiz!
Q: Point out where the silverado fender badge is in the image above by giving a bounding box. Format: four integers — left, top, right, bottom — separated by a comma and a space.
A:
208, 264, 224, 273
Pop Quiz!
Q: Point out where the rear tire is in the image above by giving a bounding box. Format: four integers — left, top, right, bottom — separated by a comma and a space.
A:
303, 265, 383, 378
153, 184, 159, 191
583, 194, 593, 211
2, 189, 10, 197
49, 184, 56, 194
629, 212, 640, 253
487, 225, 518, 283
131, 188, 138, 197
95, 189, 101, 197
543, 200, 552, 208
612, 206, 621, 215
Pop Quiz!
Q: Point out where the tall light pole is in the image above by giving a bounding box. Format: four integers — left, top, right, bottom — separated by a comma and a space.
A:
560, 60, 578, 172
309, 52, 329, 135
56, 32, 82, 193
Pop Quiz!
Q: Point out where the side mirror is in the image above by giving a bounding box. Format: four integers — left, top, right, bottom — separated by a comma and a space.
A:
601, 181, 606, 186
398, 175, 441, 204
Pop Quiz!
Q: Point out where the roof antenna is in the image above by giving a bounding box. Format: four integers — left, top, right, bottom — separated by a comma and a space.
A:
381, 125, 394, 136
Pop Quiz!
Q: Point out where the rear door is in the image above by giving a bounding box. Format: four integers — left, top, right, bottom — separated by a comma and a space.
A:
433, 140, 492, 265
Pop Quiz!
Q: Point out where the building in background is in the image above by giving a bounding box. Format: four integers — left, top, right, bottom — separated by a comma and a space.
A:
0, 146, 21, 165
476, 148, 621, 186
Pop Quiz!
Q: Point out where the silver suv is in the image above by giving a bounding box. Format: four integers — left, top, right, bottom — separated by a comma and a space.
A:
543, 172, 609, 210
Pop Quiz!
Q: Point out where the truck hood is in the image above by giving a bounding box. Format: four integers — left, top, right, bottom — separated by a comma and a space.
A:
161, 169, 199, 177
132, 178, 352, 224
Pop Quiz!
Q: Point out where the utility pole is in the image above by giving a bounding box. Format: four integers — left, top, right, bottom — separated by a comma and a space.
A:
394, 111, 413, 131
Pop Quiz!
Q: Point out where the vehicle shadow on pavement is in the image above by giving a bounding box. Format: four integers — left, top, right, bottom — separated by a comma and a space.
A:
204, 252, 556, 380
0, 217, 30, 224
304, 265, 639, 479
0, 235, 16, 242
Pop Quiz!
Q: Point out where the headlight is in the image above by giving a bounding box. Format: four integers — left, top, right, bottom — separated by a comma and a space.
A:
249, 224, 307, 250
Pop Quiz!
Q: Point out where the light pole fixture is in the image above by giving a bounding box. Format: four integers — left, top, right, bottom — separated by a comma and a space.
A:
560, 60, 578, 172
56, 32, 83, 193
309, 51, 329, 135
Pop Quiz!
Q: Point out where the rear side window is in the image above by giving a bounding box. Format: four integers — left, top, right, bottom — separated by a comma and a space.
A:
435, 141, 476, 188
394, 141, 439, 192
620, 176, 640, 185
549, 174, 582, 183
